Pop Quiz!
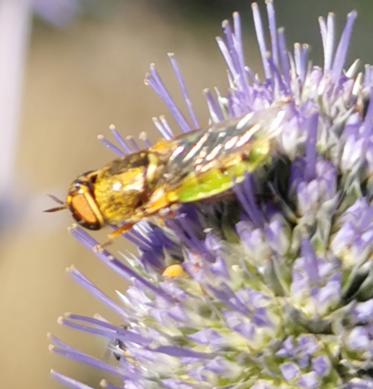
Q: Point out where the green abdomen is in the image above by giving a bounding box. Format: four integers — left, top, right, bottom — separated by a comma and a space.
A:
175, 140, 271, 203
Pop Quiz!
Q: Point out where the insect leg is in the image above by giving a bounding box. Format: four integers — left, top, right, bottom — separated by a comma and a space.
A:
93, 223, 134, 252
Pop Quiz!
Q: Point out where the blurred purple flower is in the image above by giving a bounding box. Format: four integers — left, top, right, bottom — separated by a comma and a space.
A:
51, 1, 372, 388
0, 0, 80, 233
32, 0, 80, 27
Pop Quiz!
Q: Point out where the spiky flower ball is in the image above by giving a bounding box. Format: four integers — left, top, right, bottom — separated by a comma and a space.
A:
51, 2, 373, 388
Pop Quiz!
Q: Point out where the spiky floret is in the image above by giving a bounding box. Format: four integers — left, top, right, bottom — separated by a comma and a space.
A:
51, 2, 372, 388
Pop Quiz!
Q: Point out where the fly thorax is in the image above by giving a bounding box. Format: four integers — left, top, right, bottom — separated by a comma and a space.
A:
93, 156, 150, 225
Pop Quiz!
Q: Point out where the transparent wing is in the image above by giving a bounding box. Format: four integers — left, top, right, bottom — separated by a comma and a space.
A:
161, 103, 288, 190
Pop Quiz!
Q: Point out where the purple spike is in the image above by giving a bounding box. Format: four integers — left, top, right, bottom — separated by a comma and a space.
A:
332, 10, 357, 80
294, 43, 309, 83
167, 219, 214, 262
129, 225, 154, 248
234, 175, 264, 227
222, 19, 240, 72
60, 316, 110, 334
111, 257, 174, 301
49, 334, 78, 351
124, 228, 152, 250
51, 370, 94, 389
112, 330, 152, 348
68, 267, 128, 318
139, 132, 152, 149
70, 227, 174, 301
252, 2, 271, 79
97, 135, 125, 157
319, 16, 327, 56
266, 0, 279, 69
160, 116, 175, 138
60, 315, 119, 339
139, 250, 165, 272
216, 36, 238, 82
325, 13, 336, 72
109, 125, 132, 154
146, 64, 191, 133
62, 315, 152, 346
319, 13, 336, 72
204, 89, 224, 123
68, 314, 117, 328
51, 340, 126, 377
124, 136, 141, 152
221, 17, 249, 101
278, 27, 291, 86
168, 53, 200, 129
136, 225, 180, 270
152, 116, 173, 140
301, 44, 309, 81
267, 57, 289, 96
233, 12, 251, 101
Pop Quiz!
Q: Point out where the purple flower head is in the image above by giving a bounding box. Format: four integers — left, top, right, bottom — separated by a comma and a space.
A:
51, 1, 372, 388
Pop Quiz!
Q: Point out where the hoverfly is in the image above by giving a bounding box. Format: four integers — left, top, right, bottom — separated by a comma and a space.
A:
46, 103, 288, 239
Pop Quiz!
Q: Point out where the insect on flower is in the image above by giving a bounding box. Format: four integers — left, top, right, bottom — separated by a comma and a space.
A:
50, 3, 373, 388
46, 102, 289, 239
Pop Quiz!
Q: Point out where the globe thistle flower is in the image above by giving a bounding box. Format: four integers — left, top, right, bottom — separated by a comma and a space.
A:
50, 1, 373, 388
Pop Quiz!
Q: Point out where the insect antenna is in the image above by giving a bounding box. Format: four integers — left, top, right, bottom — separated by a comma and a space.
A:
43, 194, 67, 213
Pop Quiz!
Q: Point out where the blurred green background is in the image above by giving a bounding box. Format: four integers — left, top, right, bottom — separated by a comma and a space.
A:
1, 0, 373, 387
